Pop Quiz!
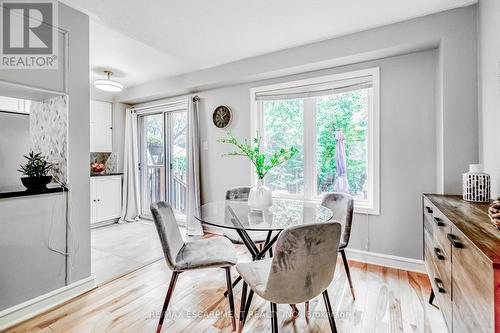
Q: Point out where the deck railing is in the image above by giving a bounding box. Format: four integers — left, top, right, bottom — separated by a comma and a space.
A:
146, 165, 186, 214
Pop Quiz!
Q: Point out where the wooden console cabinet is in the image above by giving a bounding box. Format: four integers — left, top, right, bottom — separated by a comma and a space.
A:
423, 194, 500, 332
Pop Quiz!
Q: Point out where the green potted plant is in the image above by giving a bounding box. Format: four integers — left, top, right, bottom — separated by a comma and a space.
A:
218, 132, 297, 210
18, 151, 53, 190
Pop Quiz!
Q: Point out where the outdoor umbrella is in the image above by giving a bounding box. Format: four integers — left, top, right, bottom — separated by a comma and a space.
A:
334, 129, 350, 193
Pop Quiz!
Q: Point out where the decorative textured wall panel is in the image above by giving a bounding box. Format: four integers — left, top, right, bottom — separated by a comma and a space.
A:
30, 96, 68, 183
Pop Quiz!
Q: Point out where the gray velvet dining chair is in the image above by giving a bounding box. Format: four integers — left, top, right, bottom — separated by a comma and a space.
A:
236, 222, 342, 333
151, 201, 238, 333
321, 192, 355, 300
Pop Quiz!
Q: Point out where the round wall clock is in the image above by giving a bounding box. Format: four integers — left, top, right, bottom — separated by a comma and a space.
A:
212, 105, 233, 129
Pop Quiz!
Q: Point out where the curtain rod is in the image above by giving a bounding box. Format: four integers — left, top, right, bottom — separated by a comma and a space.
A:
132, 95, 200, 112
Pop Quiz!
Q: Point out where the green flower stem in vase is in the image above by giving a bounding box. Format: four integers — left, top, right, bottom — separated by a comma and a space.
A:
218, 132, 297, 210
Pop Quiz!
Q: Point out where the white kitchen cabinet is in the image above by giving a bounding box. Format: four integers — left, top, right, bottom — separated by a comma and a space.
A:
90, 100, 113, 152
90, 175, 122, 224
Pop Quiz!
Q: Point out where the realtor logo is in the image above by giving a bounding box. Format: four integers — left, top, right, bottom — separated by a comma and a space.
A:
0, 0, 58, 69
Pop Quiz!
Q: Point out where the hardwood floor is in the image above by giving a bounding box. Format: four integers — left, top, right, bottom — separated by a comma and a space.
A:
4, 240, 447, 333
91, 220, 164, 285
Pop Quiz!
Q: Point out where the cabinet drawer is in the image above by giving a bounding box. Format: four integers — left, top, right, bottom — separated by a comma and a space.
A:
451, 227, 494, 333
424, 224, 452, 330
434, 247, 452, 331
429, 213, 452, 259
423, 198, 453, 331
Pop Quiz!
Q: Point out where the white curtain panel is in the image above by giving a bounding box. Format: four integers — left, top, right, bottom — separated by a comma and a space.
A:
186, 96, 203, 236
120, 108, 141, 222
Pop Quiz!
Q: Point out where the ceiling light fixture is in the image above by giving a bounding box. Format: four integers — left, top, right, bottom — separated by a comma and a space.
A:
94, 70, 123, 92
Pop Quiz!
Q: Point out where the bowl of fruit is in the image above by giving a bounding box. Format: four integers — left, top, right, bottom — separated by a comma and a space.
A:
91, 162, 106, 174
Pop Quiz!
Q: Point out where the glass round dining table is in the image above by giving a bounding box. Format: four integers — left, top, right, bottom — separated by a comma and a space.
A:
194, 198, 333, 260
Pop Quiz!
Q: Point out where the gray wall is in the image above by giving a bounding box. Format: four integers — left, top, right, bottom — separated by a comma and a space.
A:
0, 114, 30, 186
478, 0, 500, 197
126, 6, 477, 261
122, 6, 477, 197
198, 50, 437, 259
0, 3, 90, 287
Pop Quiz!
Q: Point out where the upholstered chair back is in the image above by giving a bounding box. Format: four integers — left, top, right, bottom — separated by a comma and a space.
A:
321, 192, 354, 248
263, 222, 341, 304
225, 186, 251, 201
150, 201, 185, 270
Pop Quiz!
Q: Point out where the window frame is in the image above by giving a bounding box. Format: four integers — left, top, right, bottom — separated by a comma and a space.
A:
250, 67, 380, 215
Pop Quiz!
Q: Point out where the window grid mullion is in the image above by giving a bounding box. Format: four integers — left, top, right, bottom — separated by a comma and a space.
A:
303, 97, 316, 200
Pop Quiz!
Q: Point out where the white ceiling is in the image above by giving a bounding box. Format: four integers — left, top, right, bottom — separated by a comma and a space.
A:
89, 21, 190, 88
63, 0, 477, 90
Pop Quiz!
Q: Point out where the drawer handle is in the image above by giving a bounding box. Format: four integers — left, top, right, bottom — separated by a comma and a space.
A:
434, 248, 445, 260
447, 233, 463, 248
433, 217, 445, 227
434, 277, 446, 293
425, 206, 433, 214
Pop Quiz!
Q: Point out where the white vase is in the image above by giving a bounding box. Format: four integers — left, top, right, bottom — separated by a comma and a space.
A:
248, 179, 273, 210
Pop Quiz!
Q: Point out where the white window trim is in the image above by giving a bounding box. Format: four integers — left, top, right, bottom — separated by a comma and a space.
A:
250, 67, 380, 215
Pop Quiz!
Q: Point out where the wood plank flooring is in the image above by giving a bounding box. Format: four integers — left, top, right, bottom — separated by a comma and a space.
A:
4, 238, 447, 333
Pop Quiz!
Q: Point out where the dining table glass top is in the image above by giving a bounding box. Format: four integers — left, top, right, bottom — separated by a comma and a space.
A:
194, 198, 333, 231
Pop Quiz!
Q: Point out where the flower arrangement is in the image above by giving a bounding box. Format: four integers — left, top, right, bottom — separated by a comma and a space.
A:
218, 132, 298, 180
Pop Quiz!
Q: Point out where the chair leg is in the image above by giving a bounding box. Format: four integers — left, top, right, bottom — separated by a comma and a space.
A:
322, 290, 337, 333
242, 289, 254, 326
225, 275, 242, 297
305, 301, 310, 320
270, 302, 278, 333
340, 249, 356, 300
239, 282, 248, 332
224, 267, 237, 331
156, 271, 180, 333
290, 304, 299, 319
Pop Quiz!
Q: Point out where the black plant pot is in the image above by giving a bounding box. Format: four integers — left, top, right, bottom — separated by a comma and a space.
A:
21, 176, 52, 190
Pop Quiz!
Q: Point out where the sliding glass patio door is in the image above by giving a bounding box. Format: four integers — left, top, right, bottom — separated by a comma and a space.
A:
139, 110, 187, 217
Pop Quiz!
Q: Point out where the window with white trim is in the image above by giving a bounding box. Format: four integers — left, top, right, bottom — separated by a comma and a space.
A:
250, 68, 380, 214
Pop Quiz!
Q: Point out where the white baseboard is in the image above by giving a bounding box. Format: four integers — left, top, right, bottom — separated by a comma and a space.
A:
0, 276, 97, 331
345, 248, 425, 273
203, 227, 426, 273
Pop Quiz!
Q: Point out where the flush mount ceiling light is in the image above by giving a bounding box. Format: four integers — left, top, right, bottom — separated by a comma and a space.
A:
94, 70, 123, 92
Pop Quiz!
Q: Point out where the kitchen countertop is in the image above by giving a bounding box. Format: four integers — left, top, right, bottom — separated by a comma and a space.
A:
0, 184, 66, 199
90, 172, 124, 177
